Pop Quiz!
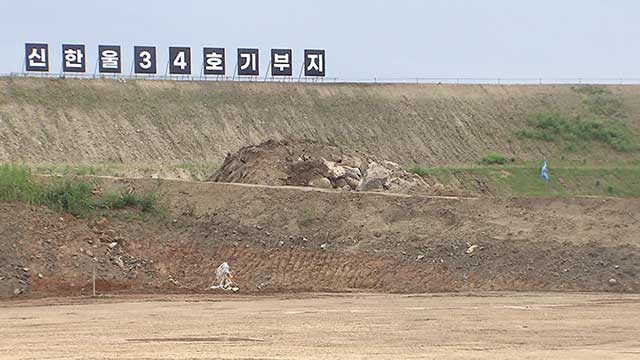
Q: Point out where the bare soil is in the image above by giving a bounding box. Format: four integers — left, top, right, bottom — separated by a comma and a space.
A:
1, 178, 638, 298
1, 292, 639, 359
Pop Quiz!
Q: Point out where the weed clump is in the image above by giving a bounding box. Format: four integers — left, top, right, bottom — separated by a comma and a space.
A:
480, 154, 508, 165
0, 164, 162, 218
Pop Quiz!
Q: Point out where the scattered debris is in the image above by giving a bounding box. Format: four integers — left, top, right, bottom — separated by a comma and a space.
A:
466, 245, 479, 255
210, 262, 239, 292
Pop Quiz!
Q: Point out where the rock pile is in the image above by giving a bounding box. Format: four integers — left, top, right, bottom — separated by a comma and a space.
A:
212, 139, 432, 194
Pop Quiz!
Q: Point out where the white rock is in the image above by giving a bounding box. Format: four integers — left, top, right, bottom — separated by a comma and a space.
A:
114, 256, 125, 269
309, 177, 332, 189
466, 245, 479, 254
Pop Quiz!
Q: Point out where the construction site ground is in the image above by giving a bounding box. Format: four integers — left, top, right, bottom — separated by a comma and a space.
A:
1, 292, 639, 360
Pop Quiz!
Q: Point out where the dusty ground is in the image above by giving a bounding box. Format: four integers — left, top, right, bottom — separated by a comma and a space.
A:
1, 292, 639, 359
1, 178, 639, 298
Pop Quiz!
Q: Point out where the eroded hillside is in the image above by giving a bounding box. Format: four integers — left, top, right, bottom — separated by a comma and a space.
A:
1, 78, 638, 167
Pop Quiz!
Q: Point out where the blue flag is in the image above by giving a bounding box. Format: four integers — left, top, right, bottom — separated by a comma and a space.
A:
540, 160, 549, 182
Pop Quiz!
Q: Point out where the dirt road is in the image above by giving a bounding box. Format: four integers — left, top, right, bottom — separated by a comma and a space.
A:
1, 292, 639, 359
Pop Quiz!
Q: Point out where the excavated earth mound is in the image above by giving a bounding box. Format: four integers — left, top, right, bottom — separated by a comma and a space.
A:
1, 178, 639, 298
211, 140, 454, 195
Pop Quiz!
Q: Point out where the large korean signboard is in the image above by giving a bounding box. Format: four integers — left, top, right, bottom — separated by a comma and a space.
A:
24, 43, 325, 78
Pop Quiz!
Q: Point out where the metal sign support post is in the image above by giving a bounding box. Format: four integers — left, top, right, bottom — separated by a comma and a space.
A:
264, 60, 271, 82
164, 59, 170, 80
231, 59, 237, 80
92, 57, 99, 79
297, 62, 304, 82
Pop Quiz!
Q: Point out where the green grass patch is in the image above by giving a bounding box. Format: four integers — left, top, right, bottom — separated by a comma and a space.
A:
408, 162, 640, 198
0, 164, 162, 217
0, 163, 41, 203
480, 153, 509, 165
517, 113, 638, 152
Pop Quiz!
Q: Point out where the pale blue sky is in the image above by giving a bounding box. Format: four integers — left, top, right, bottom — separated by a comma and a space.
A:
1, 0, 638, 80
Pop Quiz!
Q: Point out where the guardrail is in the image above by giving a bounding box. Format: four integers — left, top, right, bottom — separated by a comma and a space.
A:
2, 72, 640, 85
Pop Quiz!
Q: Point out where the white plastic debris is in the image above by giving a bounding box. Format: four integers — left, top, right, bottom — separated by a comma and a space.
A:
210, 262, 239, 292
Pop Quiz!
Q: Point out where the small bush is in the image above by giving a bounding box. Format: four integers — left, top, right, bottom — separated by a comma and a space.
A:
41, 178, 95, 216
480, 153, 508, 165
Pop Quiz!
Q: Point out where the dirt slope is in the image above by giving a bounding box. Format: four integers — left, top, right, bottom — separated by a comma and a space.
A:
1, 77, 639, 166
2, 178, 638, 298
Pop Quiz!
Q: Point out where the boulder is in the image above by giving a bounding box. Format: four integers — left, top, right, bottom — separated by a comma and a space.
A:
344, 176, 361, 190
309, 177, 332, 189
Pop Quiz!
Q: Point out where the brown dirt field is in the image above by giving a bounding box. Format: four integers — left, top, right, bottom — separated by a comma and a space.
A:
1, 78, 639, 167
1, 292, 639, 359
1, 178, 638, 298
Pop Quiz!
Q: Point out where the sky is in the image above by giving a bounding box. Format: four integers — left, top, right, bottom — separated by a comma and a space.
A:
1, 0, 639, 81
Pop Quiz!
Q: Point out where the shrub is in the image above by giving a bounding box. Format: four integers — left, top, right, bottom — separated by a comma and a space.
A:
41, 178, 95, 216
480, 153, 508, 165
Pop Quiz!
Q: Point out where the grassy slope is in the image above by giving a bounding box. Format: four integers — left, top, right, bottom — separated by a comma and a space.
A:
1, 77, 639, 167
1, 77, 639, 197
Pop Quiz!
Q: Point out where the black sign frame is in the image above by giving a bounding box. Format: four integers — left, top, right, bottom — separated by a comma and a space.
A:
237, 48, 259, 76
134, 46, 157, 74
271, 49, 293, 77
304, 49, 326, 77
203, 47, 226, 75
25, 43, 49, 72
98, 45, 122, 74
169, 47, 192, 75
62, 44, 86, 73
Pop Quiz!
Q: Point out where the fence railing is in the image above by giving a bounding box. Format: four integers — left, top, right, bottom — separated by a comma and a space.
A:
3, 72, 640, 85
